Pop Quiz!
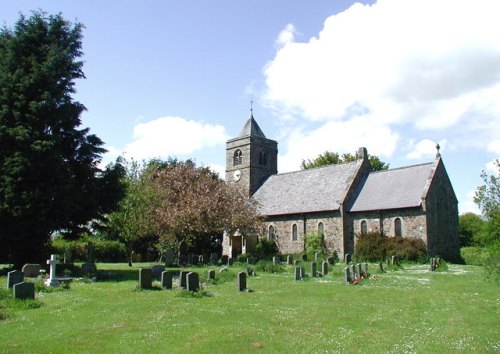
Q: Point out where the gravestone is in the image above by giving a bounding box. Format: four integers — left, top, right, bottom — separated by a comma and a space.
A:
198, 255, 204, 264
314, 253, 319, 262
179, 270, 188, 289
161, 271, 173, 289
210, 253, 218, 264
139, 268, 152, 289
295, 267, 301, 281
344, 253, 351, 264
327, 256, 335, 265
81, 262, 97, 276
351, 264, 357, 278
221, 255, 228, 265
22, 264, 41, 278
45, 254, 60, 287
379, 262, 384, 272
152, 265, 165, 280
228, 258, 234, 266
301, 254, 307, 261
208, 270, 215, 280
344, 267, 352, 284
247, 267, 255, 276
165, 249, 175, 266
363, 263, 368, 274
287, 255, 293, 265
357, 263, 362, 277
272, 256, 278, 265
237, 272, 247, 292
188, 253, 194, 265
322, 261, 328, 275
7, 270, 24, 288
13, 282, 35, 300
391, 255, 397, 265
293, 260, 300, 267
85, 242, 95, 263
179, 254, 188, 266
310, 262, 317, 277
300, 267, 305, 279
186, 272, 199, 292
63, 248, 72, 264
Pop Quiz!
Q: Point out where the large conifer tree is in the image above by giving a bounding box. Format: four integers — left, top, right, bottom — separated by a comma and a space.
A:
0, 12, 124, 266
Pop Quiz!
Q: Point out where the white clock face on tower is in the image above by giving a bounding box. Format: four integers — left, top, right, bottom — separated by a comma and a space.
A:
233, 170, 241, 181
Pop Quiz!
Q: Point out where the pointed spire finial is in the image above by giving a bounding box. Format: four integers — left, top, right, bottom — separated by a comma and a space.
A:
436, 143, 441, 158
250, 98, 254, 117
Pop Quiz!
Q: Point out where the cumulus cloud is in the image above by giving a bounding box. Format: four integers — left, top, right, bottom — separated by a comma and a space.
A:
459, 190, 481, 215
263, 0, 500, 171
406, 139, 446, 160
123, 116, 227, 160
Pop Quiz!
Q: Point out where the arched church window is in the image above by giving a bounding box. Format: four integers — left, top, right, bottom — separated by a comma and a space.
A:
292, 224, 298, 241
360, 220, 367, 235
268, 225, 275, 241
233, 150, 242, 166
395, 218, 402, 237
318, 222, 324, 236
263, 151, 267, 166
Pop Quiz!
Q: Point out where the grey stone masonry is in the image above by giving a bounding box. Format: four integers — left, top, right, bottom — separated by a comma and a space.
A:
186, 272, 199, 292
295, 267, 301, 281
344, 267, 352, 284
22, 264, 41, 278
151, 265, 165, 280
237, 272, 247, 291
208, 270, 215, 280
311, 262, 317, 277
322, 261, 328, 275
161, 271, 173, 289
13, 282, 35, 300
179, 270, 188, 289
7, 270, 24, 288
139, 268, 152, 289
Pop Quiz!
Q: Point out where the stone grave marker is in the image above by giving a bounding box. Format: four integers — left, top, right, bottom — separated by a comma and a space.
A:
378, 262, 384, 272
198, 255, 204, 264
247, 267, 255, 276
208, 270, 215, 280
237, 272, 247, 292
228, 258, 234, 266
188, 253, 194, 265
294, 267, 301, 281
322, 261, 328, 275
293, 260, 300, 267
363, 263, 368, 274
314, 253, 319, 262
391, 255, 397, 265
63, 248, 72, 264
210, 253, 218, 264
186, 272, 200, 292
357, 263, 362, 277
22, 264, 41, 278
13, 282, 35, 300
351, 264, 357, 279
272, 256, 278, 265
344, 253, 351, 264
161, 271, 173, 289
165, 249, 175, 266
179, 270, 188, 289
45, 254, 60, 287
344, 267, 352, 284
139, 268, 152, 289
327, 256, 335, 265
7, 270, 24, 288
287, 255, 292, 265
179, 254, 188, 266
221, 255, 228, 265
151, 265, 165, 280
310, 262, 317, 277
300, 267, 305, 279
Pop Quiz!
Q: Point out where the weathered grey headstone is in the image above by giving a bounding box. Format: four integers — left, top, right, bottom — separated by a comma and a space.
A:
357, 263, 362, 277
327, 256, 335, 265
13, 282, 35, 300
391, 255, 397, 265
210, 253, 218, 264
300, 267, 305, 279
165, 249, 175, 266
22, 264, 41, 278
208, 270, 215, 280
351, 264, 357, 278
186, 272, 199, 292
344, 267, 352, 284
151, 265, 165, 280
287, 255, 293, 265
301, 254, 307, 261
7, 270, 24, 288
314, 253, 319, 262
85, 242, 95, 263
363, 263, 368, 274
221, 255, 228, 265
322, 261, 328, 275
45, 254, 60, 287
228, 258, 234, 266
237, 272, 247, 291
81, 262, 97, 276
161, 271, 173, 289
63, 248, 72, 264
344, 253, 351, 264
295, 267, 301, 281
178, 270, 188, 289
247, 267, 254, 276
198, 255, 204, 264
310, 262, 317, 277
273, 256, 278, 265
139, 268, 152, 289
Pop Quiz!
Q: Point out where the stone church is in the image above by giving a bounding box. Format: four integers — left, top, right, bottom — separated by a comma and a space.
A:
222, 112, 460, 261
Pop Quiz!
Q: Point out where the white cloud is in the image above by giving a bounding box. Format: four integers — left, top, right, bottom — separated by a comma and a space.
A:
487, 140, 500, 154
406, 139, 446, 160
459, 189, 480, 215
263, 0, 500, 159
123, 116, 227, 160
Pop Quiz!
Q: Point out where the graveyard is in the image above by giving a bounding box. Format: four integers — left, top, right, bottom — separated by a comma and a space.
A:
0, 259, 498, 353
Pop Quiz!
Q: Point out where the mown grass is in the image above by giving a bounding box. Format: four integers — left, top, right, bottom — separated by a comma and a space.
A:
0, 262, 498, 353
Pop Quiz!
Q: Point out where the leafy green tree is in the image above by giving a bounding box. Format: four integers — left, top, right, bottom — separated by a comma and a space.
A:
458, 213, 485, 248
474, 159, 499, 218
0, 12, 124, 266
301, 151, 389, 171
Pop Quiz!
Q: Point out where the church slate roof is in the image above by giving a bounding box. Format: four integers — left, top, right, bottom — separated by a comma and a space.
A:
349, 162, 435, 212
239, 113, 266, 138
252, 160, 362, 216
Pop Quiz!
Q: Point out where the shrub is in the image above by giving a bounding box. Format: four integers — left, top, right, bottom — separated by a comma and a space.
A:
253, 239, 279, 260
51, 238, 127, 262
461, 246, 492, 265
355, 232, 427, 262
304, 231, 325, 260
355, 232, 386, 262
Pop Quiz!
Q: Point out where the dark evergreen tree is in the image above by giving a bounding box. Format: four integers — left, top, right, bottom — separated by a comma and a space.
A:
0, 12, 125, 266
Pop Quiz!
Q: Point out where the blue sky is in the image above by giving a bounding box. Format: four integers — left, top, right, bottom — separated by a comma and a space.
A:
2, 0, 499, 215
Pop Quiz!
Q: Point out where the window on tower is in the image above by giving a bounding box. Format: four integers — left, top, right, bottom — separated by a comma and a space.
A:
259, 151, 268, 166
233, 150, 242, 166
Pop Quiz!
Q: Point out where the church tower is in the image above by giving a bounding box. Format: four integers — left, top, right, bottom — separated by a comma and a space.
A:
225, 110, 278, 197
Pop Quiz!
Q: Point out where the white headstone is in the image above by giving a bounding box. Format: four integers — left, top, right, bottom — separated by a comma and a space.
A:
45, 254, 60, 287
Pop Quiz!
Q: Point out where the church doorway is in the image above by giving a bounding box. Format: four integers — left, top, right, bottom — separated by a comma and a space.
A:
231, 236, 242, 258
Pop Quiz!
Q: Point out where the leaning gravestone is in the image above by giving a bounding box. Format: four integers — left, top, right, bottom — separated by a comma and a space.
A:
178, 270, 188, 289
151, 265, 165, 280
161, 271, 173, 289
322, 261, 328, 275
344, 253, 351, 264
165, 249, 175, 266
7, 270, 24, 288
139, 268, 152, 289
13, 282, 35, 300
208, 270, 215, 280
186, 272, 199, 292
22, 264, 41, 278
237, 272, 247, 292
294, 267, 301, 281
310, 262, 317, 277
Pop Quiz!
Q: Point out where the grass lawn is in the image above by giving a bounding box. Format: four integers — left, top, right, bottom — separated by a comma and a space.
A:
0, 262, 498, 353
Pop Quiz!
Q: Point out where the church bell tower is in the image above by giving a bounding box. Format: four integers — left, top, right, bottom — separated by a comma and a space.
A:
225, 110, 278, 197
